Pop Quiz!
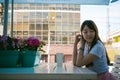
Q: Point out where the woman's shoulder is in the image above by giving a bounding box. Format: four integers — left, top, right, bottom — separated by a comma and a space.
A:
96, 40, 104, 47
90, 40, 106, 57
93, 40, 105, 51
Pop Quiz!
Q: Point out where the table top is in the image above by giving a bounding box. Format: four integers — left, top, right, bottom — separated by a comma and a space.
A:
0, 62, 97, 80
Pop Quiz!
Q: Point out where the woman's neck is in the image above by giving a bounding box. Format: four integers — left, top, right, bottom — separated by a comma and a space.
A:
87, 42, 92, 50
87, 42, 92, 46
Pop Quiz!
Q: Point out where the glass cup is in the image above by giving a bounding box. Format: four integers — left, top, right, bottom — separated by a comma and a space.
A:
56, 53, 64, 67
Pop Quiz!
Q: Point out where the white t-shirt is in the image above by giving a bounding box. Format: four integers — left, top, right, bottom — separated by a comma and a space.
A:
83, 40, 109, 74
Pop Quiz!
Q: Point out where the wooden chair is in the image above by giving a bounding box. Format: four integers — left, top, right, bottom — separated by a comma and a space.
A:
111, 55, 120, 80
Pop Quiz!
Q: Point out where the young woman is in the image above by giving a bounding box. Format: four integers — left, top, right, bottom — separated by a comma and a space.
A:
73, 20, 116, 80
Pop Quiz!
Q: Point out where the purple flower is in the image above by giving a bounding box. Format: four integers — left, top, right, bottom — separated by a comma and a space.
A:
1, 35, 8, 41
27, 38, 40, 47
0, 35, 20, 50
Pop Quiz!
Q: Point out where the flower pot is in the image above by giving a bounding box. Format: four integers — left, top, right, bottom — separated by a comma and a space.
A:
21, 50, 37, 67
0, 50, 19, 67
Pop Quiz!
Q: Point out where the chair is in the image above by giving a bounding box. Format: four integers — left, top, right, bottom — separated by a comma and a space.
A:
111, 55, 120, 80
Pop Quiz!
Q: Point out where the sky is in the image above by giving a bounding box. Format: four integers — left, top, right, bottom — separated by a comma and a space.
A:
80, 0, 120, 42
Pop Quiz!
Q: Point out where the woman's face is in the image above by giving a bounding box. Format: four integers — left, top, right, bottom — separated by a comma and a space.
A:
82, 25, 95, 43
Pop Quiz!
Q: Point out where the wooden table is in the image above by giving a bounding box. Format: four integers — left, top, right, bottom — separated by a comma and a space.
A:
0, 62, 97, 80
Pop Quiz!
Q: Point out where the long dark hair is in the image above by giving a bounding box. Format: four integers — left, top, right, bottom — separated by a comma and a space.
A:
80, 20, 110, 67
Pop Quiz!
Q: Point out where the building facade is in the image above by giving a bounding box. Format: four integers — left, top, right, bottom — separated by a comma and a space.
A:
7, 4, 80, 62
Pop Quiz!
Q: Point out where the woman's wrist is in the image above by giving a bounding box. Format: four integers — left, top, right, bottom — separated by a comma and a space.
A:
79, 47, 84, 51
74, 42, 78, 45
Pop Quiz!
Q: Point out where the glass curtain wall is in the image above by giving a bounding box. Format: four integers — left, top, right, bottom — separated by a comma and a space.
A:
8, 4, 80, 45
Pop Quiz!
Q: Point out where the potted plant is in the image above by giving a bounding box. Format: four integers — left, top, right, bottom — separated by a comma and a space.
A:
19, 36, 46, 67
0, 35, 20, 67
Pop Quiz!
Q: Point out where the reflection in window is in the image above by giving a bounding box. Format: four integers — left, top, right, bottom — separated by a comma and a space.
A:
36, 19, 42, 23
23, 19, 28, 23
13, 31, 16, 35
50, 36, 55, 44
62, 18, 68, 23
23, 36, 28, 39
24, 6, 29, 10
13, 24, 17, 30
62, 23, 68, 31
17, 19, 22, 23
43, 24, 48, 30
43, 12, 48, 18
69, 13, 74, 18
36, 24, 42, 30
17, 31, 22, 35
62, 13, 68, 18
43, 19, 48, 23
29, 31, 35, 35
36, 36, 42, 40
62, 37, 67, 44
56, 4, 62, 10
36, 31, 41, 35
43, 36, 48, 41
23, 23, 29, 30
56, 32, 62, 44
50, 24, 55, 30
62, 4, 68, 10
62, 32, 68, 44
23, 31, 28, 35
56, 41, 61, 44
69, 32, 75, 44
17, 13, 22, 19
36, 4, 42, 10
36, 12, 42, 18
50, 31, 55, 35
75, 13, 80, 18
69, 18, 73, 23
56, 12, 61, 18
56, 23, 61, 31
29, 24, 35, 30
8, 4, 80, 45
50, 36, 55, 41
30, 12, 36, 18
43, 4, 48, 10
43, 31, 48, 35
29, 19, 35, 23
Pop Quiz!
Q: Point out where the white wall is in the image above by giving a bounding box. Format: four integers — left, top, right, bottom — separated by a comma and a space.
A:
80, 5, 108, 42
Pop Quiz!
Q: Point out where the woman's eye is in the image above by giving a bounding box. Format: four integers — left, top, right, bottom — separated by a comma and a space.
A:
90, 30, 94, 32
83, 31, 87, 34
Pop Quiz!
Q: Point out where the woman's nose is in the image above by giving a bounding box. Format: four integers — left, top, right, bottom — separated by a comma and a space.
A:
86, 32, 91, 36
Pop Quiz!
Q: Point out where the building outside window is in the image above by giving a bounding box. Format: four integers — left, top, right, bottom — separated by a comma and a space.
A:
7, 4, 80, 62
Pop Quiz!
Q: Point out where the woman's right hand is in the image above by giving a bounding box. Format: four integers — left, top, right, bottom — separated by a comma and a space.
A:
74, 34, 81, 45
79, 35, 85, 47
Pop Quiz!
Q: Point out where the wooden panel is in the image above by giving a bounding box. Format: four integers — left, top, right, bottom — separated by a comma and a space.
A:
112, 55, 120, 80
0, 63, 97, 80
113, 63, 120, 68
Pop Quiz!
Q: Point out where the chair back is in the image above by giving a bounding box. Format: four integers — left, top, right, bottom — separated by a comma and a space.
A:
112, 55, 120, 80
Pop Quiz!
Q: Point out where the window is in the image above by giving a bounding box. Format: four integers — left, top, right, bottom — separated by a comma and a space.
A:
43, 24, 48, 30
23, 31, 28, 35
29, 31, 35, 35
17, 31, 22, 35
29, 24, 35, 30
36, 24, 42, 30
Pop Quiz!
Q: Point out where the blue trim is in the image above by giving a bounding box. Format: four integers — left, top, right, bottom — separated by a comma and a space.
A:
111, 0, 119, 3
3, 0, 9, 35
0, 0, 110, 5
11, 0, 14, 37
